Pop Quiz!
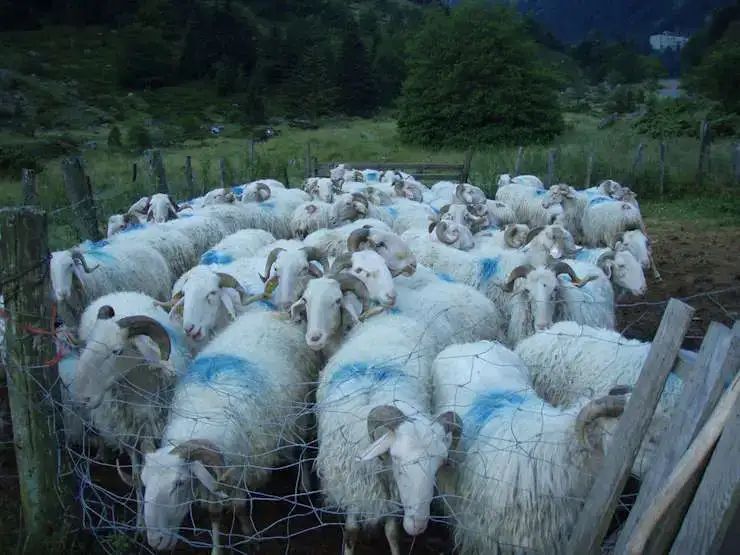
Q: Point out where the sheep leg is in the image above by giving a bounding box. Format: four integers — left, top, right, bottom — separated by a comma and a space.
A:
343, 513, 360, 555
209, 509, 224, 555
384, 517, 402, 555
235, 502, 259, 551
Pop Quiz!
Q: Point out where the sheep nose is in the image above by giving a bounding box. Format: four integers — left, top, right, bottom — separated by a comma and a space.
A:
384, 293, 397, 306
308, 331, 324, 343
184, 324, 194, 333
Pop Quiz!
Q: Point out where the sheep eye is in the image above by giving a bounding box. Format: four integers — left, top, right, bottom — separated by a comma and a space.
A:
112, 348, 123, 356
376, 242, 385, 248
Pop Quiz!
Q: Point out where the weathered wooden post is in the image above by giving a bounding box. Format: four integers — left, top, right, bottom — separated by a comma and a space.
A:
305, 143, 312, 179
60, 157, 103, 242
132, 162, 138, 183
147, 149, 169, 194
0, 207, 78, 550
696, 120, 710, 191
585, 149, 594, 188
21, 169, 36, 205
219, 158, 228, 189
513, 146, 524, 175
630, 142, 646, 188
546, 148, 557, 186
659, 142, 667, 199
185, 156, 195, 195
249, 141, 256, 180
731, 143, 740, 187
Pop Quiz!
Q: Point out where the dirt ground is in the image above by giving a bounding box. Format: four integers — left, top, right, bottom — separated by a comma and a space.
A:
1, 219, 739, 554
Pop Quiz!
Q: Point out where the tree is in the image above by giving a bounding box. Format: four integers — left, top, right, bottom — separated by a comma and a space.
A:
397, 0, 564, 148
116, 24, 175, 89
336, 24, 378, 117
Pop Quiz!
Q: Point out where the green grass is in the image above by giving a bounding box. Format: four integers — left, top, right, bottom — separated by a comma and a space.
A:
1, 114, 738, 250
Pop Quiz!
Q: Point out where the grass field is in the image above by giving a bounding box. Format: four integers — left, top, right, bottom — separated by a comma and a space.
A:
1, 114, 739, 251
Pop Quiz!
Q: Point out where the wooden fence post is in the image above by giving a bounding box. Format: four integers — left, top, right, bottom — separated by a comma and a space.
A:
219, 158, 228, 189
631, 143, 646, 184
462, 150, 474, 183
566, 298, 695, 555
514, 146, 524, 175
546, 148, 557, 186
0, 207, 78, 549
249, 141, 256, 181
613, 321, 740, 555
696, 120, 710, 190
60, 157, 103, 242
132, 162, 137, 183
147, 149, 169, 194
731, 143, 740, 187
185, 156, 194, 195
305, 143, 312, 179
659, 143, 667, 199
585, 149, 594, 188
21, 169, 36, 205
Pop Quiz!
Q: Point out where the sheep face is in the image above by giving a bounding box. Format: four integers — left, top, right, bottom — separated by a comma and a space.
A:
50, 249, 99, 302
339, 250, 397, 307
347, 227, 417, 277
430, 221, 475, 251
263, 247, 329, 312
74, 306, 172, 409
292, 275, 368, 350
175, 267, 246, 342
107, 214, 126, 237
305, 178, 335, 203
603, 247, 647, 296
202, 187, 236, 206
504, 224, 530, 249
497, 173, 512, 186
359, 406, 462, 536
455, 183, 487, 205
508, 267, 559, 332
240, 182, 271, 203
147, 193, 178, 223
141, 445, 227, 551
329, 193, 368, 226
541, 183, 575, 210
617, 230, 651, 269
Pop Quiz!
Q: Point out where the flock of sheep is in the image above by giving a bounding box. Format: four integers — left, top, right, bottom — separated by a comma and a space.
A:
6, 165, 701, 555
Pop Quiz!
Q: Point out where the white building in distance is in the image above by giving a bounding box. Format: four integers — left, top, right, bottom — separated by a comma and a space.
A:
649, 31, 689, 52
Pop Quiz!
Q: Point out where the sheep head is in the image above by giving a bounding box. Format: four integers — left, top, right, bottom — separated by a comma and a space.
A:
74, 305, 173, 410
503, 264, 560, 332
455, 183, 486, 205
359, 404, 463, 537
599, 247, 647, 296
575, 391, 629, 455
140, 438, 230, 552
261, 246, 329, 311
347, 226, 416, 277
147, 193, 178, 223
50, 248, 100, 303
503, 224, 530, 249
329, 249, 397, 308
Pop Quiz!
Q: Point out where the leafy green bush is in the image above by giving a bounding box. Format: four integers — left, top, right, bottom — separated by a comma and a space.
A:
107, 125, 122, 149
0, 135, 80, 176
126, 123, 152, 151
633, 97, 740, 139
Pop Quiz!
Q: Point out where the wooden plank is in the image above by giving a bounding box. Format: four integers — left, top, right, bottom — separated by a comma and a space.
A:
670, 394, 740, 554
613, 321, 740, 555
0, 207, 78, 548
566, 298, 695, 555
21, 168, 36, 205
318, 162, 465, 171
60, 156, 103, 242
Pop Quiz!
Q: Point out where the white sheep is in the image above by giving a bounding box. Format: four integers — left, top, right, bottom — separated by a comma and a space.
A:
50, 242, 173, 329
611, 229, 660, 280
146, 193, 180, 223
427, 220, 475, 251
107, 212, 147, 237
571, 245, 647, 298
551, 259, 616, 330
495, 183, 565, 228
198, 229, 277, 266
315, 312, 463, 555
432, 340, 629, 555
473, 224, 531, 252
73, 291, 194, 528
484, 199, 518, 228
497, 173, 545, 189
513, 321, 695, 477
302, 219, 392, 258
290, 193, 368, 239
237, 184, 307, 239
139, 307, 322, 555
581, 198, 645, 248
157, 212, 232, 256
304, 177, 342, 203
357, 194, 438, 235
200, 188, 237, 206
436, 202, 488, 232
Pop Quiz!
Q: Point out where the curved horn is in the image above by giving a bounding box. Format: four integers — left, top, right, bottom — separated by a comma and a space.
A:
337, 273, 370, 310
608, 385, 633, 396
329, 252, 354, 276
596, 249, 616, 269
503, 224, 519, 248
550, 261, 597, 288
392, 179, 405, 194
502, 264, 535, 293
367, 404, 407, 441
302, 246, 330, 275
428, 220, 438, 234
455, 184, 468, 203
170, 438, 225, 475
167, 194, 178, 211
436, 411, 463, 452
259, 247, 284, 283
575, 394, 628, 453
70, 249, 100, 273
153, 290, 184, 310
115, 457, 134, 487
612, 232, 625, 248
117, 315, 172, 361
254, 182, 271, 202
217, 273, 250, 303
435, 220, 460, 245
525, 226, 545, 245
347, 227, 373, 253
438, 204, 452, 217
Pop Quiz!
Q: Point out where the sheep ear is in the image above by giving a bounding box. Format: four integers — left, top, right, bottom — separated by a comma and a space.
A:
358, 430, 395, 461
71, 260, 88, 283
602, 261, 613, 279
341, 293, 363, 326
131, 335, 163, 362
189, 461, 228, 499
220, 289, 239, 320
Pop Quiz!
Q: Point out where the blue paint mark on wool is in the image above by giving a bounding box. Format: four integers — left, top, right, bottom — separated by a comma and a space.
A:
436, 272, 455, 283
258, 201, 276, 210
477, 257, 500, 284
588, 196, 613, 207
161, 323, 193, 372
200, 250, 234, 266
388, 306, 401, 315
179, 212, 193, 218
82, 238, 110, 250
328, 360, 408, 389
385, 206, 399, 219
534, 189, 546, 196
430, 206, 439, 215
120, 223, 146, 234
183, 354, 266, 387
232, 185, 244, 196
463, 389, 527, 440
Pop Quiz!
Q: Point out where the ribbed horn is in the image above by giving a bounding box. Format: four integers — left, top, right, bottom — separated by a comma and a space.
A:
525, 226, 545, 245
367, 404, 407, 441
337, 273, 370, 311
259, 247, 285, 283
117, 315, 172, 361
503, 224, 520, 248
347, 227, 373, 253
502, 264, 535, 293
70, 249, 100, 273
302, 246, 330, 276
329, 252, 354, 276
435, 220, 459, 245
550, 261, 596, 288
437, 411, 463, 451
254, 182, 271, 202
169, 438, 225, 476
217, 273, 250, 303
575, 394, 628, 453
